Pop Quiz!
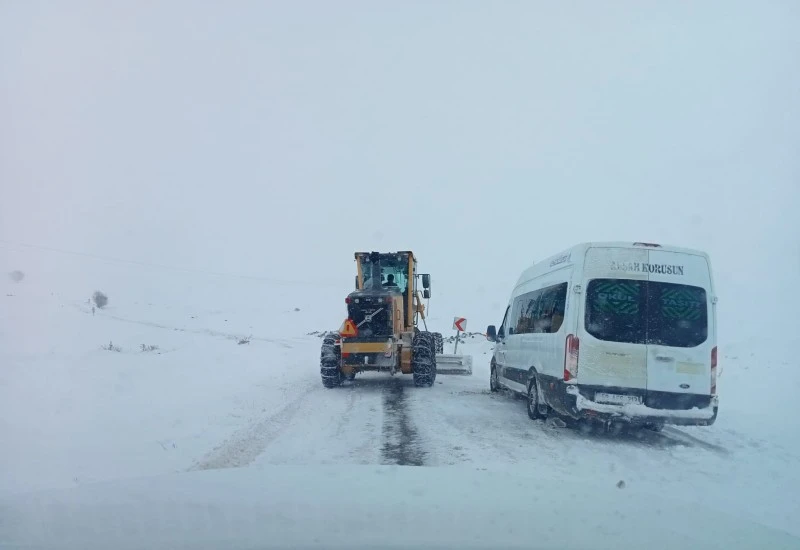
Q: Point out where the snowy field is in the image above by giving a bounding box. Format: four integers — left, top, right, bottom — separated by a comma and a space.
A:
1, 251, 799, 548
3, 1, 798, 546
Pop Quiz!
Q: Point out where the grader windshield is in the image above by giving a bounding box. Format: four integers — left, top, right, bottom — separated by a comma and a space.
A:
357, 252, 412, 295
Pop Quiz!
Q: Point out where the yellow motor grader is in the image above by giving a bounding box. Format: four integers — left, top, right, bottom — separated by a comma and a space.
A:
320, 251, 472, 388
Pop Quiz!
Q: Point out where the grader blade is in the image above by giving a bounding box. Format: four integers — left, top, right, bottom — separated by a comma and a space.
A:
435, 353, 473, 375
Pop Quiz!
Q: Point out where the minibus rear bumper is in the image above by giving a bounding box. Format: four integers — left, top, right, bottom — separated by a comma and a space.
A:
551, 383, 718, 426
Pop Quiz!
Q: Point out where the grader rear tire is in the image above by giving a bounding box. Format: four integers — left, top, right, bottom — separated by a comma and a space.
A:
320, 332, 343, 388
412, 332, 437, 387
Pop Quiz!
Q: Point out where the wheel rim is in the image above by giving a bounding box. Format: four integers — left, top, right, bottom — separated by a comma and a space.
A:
528, 380, 538, 413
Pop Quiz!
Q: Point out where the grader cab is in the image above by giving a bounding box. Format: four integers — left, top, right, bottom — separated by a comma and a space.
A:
320, 251, 472, 388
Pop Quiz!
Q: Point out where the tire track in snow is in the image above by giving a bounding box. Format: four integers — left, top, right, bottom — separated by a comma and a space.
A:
380, 378, 426, 466
409, 384, 709, 467
202, 376, 386, 468
662, 427, 731, 455
189, 383, 316, 471
334, 383, 359, 438
413, 390, 561, 465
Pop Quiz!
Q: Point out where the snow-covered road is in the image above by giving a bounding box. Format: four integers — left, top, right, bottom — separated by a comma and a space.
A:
1, 259, 799, 543
185, 334, 799, 539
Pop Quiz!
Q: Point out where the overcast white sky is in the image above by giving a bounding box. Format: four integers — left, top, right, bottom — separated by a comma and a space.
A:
1, 1, 798, 338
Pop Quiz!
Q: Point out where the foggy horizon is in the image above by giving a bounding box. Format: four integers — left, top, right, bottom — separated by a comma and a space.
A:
2, 1, 798, 338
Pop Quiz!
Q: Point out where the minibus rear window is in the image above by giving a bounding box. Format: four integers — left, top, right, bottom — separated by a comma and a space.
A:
585, 279, 708, 348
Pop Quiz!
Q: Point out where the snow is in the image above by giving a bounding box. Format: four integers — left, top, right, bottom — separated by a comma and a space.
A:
1, 250, 800, 548
2, 466, 799, 550
1, 3, 798, 546
0, 254, 328, 495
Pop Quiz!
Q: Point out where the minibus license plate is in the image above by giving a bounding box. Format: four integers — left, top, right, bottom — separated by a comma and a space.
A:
595, 393, 641, 406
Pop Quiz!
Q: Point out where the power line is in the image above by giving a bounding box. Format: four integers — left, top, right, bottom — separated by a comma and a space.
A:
0, 239, 340, 288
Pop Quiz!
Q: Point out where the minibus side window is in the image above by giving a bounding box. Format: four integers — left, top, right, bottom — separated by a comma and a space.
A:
512, 282, 568, 335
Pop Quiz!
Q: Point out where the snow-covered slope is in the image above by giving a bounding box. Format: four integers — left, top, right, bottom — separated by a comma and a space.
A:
1, 251, 799, 546
0, 253, 334, 495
